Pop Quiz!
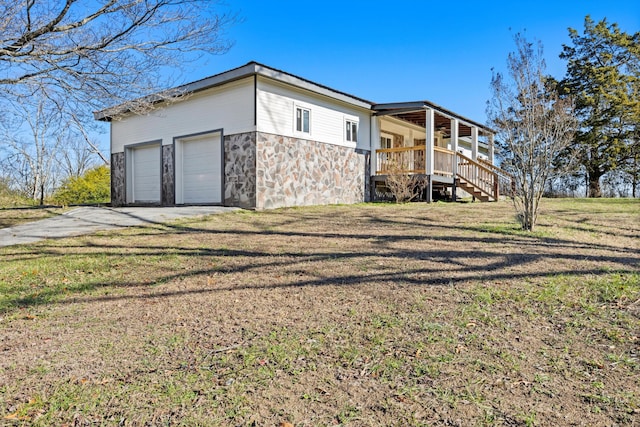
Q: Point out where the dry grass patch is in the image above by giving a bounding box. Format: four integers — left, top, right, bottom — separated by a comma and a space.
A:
0, 199, 639, 426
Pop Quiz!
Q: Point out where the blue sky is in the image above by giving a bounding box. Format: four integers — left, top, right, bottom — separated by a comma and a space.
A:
190, 0, 638, 125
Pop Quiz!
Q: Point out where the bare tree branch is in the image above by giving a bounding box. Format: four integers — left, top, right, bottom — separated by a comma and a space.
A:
70, 113, 109, 165
0, 0, 235, 116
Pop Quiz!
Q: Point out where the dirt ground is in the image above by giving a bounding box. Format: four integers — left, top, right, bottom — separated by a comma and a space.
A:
1, 199, 639, 426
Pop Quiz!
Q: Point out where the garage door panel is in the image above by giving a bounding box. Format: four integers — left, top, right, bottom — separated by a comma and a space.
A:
132, 144, 160, 203
180, 134, 222, 204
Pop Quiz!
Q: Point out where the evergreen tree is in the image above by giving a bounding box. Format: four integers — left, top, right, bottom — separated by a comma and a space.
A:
560, 16, 640, 197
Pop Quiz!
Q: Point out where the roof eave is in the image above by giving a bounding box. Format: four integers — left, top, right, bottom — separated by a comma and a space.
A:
373, 101, 495, 135
95, 61, 373, 121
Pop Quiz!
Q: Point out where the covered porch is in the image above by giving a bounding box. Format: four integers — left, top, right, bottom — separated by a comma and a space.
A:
370, 101, 510, 202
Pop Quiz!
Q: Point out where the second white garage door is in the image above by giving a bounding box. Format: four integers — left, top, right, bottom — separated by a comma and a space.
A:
178, 133, 222, 204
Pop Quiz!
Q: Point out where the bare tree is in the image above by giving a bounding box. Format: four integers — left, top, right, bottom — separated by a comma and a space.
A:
487, 34, 577, 231
0, 1, 234, 121
70, 113, 109, 165
1, 96, 63, 204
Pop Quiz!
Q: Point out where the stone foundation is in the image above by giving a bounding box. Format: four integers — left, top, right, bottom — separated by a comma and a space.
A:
256, 132, 369, 210
161, 145, 175, 205
110, 152, 125, 207
224, 132, 257, 208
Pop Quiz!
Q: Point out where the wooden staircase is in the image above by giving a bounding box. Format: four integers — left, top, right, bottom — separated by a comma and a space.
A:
455, 153, 513, 202
456, 177, 493, 202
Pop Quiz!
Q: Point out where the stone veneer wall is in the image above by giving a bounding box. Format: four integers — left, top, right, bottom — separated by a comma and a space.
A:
256, 132, 370, 210
224, 132, 257, 209
161, 145, 175, 206
110, 152, 125, 207
110, 131, 370, 209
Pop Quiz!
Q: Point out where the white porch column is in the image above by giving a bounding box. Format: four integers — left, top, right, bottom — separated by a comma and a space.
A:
471, 126, 479, 161
450, 118, 459, 202
488, 133, 495, 165
450, 118, 459, 174
425, 108, 434, 176
425, 108, 435, 203
370, 115, 380, 176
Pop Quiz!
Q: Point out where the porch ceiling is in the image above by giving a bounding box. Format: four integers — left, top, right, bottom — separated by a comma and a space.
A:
372, 101, 495, 138
394, 110, 473, 137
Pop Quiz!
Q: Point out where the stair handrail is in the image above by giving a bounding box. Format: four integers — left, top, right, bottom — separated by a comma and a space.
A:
456, 152, 498, 200
477, 158, 516, 198
477, 158, 514, 181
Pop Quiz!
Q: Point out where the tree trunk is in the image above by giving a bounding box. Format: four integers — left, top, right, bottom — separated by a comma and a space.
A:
587, 170, 603, 198
633, 155, 639, 198
39, 181, 45, 206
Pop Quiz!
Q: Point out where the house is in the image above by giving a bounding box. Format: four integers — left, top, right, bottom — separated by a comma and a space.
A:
96, 62, 506, 209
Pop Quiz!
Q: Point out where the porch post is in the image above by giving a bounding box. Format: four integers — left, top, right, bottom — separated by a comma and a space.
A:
488, 133, 495, 165
371, 116, 380, 175
471, 126, 479, 161
450, 118, 459, 202
425, 108, 434, 203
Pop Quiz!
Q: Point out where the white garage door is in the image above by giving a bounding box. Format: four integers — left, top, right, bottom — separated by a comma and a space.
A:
181, 134, 222, 204
131, 144, 160, 203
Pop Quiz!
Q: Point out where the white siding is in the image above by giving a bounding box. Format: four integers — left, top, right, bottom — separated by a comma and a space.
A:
454, 137, 490, 160
256, 77, 371, 151
112, 77, 255, 153
379, 117, 427, 148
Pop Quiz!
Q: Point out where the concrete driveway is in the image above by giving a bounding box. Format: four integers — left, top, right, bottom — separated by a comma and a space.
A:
0, 206, 239, 247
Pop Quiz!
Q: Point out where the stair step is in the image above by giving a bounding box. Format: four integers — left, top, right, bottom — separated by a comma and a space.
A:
456, 179, 493, 202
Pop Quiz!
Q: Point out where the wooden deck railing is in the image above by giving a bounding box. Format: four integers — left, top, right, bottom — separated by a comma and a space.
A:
477, 158, 516, 197
376, 146, 455, 177
457, 152, 498, 199
375, 146, 511, 201
376, 146, 426, 175
434, 147, 454, 177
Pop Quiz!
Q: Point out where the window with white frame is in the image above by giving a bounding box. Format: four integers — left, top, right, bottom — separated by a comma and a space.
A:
345, 120, 358, 143
380, 134, 393, 149
295, 106, 310, 134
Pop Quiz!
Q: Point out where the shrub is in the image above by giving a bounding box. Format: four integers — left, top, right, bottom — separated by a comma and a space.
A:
53, 165, 110, 205
384, 161, 427, 203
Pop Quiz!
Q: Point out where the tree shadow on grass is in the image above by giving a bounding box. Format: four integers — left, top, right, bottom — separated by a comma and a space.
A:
1, 205, 638, 313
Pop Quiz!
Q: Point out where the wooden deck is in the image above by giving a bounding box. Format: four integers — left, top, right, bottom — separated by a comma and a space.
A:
375, 146, 513, 202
